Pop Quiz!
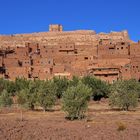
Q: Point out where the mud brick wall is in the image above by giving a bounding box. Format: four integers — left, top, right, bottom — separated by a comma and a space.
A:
0, 24, 140, 83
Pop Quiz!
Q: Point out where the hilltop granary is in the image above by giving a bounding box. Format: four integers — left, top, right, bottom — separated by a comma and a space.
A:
0, 24, 140, 83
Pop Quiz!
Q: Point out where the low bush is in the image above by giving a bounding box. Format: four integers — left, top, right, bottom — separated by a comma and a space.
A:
82, 76, 110, 100
37, 80, 57, 111
109, 80, 139, 111
62, 81, 92, 120
0, 90, 13, 107
53, 77, 69, 99
117, 122, 127, 131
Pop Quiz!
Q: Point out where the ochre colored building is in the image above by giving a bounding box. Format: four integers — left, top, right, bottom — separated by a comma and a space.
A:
0, 24, 140, 83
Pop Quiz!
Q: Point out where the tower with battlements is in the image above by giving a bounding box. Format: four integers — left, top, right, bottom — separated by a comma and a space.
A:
49, 24, 63, 32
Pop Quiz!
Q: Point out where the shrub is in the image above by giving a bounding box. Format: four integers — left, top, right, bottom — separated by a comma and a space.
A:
17, 80, 40, 110
62, 81, 92, 120
0, 78, 16, 96
14, 78, 30, 92
0, 78, 5, 93
17, 80, 57, 111
0, 90, 13, 107
17, 89, 27, 107
117, 122, 126, 131
5, 81, 16, 96
37, 80, 57, 111
69, 76, 81, 87
53, 77, 69, 98
109, 80, 139, 111
26, 80, 42, 110
82, 76, 110, 100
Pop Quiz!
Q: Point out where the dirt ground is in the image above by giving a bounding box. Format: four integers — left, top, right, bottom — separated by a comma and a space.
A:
0, 100, 140, 140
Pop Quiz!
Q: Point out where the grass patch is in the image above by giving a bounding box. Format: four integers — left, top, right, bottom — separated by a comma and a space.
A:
117, 122, 127, 131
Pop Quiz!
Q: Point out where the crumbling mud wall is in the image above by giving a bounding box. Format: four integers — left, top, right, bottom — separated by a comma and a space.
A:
0, 24, 139, 83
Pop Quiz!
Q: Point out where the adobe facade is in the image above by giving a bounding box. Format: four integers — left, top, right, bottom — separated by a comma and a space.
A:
0, 24, 140, 83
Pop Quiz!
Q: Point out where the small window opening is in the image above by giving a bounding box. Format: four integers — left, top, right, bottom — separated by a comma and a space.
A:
121, 42, 125, 45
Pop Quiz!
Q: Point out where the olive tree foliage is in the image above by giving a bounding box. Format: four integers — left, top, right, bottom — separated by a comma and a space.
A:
0, 90, 13, 107
0, 78, 31, 98
17, 80, 40, 110
0, 78, 16, 96
17, 79, 57, 111
14, 78, 30, 92
130, 79, 140, 98
0, 78, 5, 93
53, 77, 69, 98
37, 80, 57, 111
69, 76, 81, 87
109, 79, 139, 111
17, 89, 27, 107
82, 76, 110, 100
0, 79, 16, 107
62, 81, 92, 120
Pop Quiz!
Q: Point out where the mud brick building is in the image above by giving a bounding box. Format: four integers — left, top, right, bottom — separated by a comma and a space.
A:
0, 24, 140, 83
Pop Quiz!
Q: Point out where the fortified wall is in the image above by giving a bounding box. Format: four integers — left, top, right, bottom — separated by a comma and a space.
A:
0, 24, 139, 83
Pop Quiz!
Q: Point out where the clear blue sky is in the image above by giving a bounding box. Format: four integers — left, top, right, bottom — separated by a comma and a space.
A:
0, 0, 139, 41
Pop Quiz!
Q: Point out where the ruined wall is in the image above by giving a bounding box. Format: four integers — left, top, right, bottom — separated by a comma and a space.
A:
0, 24, 139, 82
0, 24, 131, 48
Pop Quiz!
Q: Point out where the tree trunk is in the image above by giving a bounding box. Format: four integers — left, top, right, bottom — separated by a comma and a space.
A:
20, 109, 23, 121
31, 104, 34, 110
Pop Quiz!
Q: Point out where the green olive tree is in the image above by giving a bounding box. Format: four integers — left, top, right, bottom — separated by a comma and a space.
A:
109, 79, 139, 111
62, 81, 92, 120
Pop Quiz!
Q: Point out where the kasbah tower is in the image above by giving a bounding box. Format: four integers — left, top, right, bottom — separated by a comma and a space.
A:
0, 24, 140, 83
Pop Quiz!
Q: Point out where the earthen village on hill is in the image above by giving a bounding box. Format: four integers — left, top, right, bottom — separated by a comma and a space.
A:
0, 24, 140, 83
